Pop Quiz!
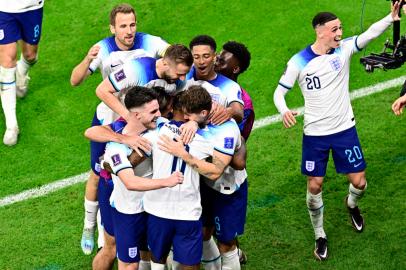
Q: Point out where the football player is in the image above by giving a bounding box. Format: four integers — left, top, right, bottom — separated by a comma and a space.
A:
273, 1, 402, 260
0, 0, 44, 145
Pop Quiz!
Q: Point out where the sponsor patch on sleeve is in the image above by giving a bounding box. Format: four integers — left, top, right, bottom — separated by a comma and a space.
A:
111, 154, 122, 166
224, 137, 234, 149
237, 90, 242, 100
114, 69, 126, 82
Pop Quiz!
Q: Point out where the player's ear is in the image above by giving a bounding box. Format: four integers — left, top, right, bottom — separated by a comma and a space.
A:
201, 110, 209, 118
233, 66, 240, 75
110, 24, 116, 35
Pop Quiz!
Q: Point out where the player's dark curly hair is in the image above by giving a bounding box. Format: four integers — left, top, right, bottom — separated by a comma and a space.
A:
189, 35, 217, 51
124, 86, 158, 109
222, 41, 251, 74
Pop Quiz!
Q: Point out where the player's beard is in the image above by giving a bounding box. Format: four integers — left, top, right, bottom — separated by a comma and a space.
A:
162, 73, 176, 84
118, 35, 134, 48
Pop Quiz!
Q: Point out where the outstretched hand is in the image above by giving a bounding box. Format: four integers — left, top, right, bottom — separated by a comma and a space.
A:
282, 110, 298, 128
86, 44, 100, 62
180, 121, 198, 144
391, 0, 403, 21
392, 95, 406, 115
122, 134, 152, 157
158, 135, 186, 157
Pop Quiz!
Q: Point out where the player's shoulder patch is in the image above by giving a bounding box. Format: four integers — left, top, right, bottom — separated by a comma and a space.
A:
114, 69, 126, 82
111, 154, 122, 166
224, 137, 234, 149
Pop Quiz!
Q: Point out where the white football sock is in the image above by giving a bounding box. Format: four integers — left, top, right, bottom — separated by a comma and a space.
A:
150, 261, 165, 270
347, 182, 367, 208
221, 248, 240, 270
171, 260, 181, 270
84, 197, 98, 229
139, 259, 151, 270
202, 237, 221, 270
306, 190, 326, 239
0, 66, 17, 129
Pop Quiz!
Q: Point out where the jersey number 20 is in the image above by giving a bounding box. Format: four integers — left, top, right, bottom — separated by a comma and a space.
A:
306, 76, 321, 90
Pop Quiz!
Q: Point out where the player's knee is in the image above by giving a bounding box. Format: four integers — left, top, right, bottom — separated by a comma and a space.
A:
218, 240, 237, 254
349, 172, 366, 190
202, 226, 214, 241
307, 177, 323, 194
151, 254, 166, 264
140, 250, 151, 261
21, 49, 38, 63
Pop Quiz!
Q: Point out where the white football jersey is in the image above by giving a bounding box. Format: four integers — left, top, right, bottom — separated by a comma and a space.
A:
104, 141, 153, 215
202, 120, 247, 194
185, 79, 228, 107
186, 66, 244, 107
92, 33, 169, 125
0, 0, 44, 13
279, 37, 360, 136
89, 33, 168, 79
142, 118, 212, 221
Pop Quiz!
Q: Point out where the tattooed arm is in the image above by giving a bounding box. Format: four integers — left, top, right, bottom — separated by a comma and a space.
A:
158, 134, 232, 180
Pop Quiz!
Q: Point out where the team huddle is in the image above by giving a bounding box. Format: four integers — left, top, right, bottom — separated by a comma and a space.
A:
1, 0, 406, 269
70, 4, 253, 270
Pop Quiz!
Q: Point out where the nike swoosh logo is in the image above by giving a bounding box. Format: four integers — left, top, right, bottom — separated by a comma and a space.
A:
351, 216, 363, 231
354, 162, 363, 168
110, 64, 120, 68
306, 72, 316, 76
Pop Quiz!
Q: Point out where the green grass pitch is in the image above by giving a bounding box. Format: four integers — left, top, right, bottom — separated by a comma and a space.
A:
0, 0, 405, 269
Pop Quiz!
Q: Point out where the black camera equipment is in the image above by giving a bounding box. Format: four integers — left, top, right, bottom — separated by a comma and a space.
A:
360, 0, 405, 72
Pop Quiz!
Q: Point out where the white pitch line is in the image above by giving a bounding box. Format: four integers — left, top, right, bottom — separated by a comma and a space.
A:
0, 173, 89, 207
1, 75, 405, 208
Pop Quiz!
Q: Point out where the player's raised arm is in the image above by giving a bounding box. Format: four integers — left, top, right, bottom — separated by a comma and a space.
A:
158, 135, 232, 181
70, 44, 100, 86
96, 77, 130, 121
230, 136, 247, 170
356, 1, 401, 50
85, 124, 152, 156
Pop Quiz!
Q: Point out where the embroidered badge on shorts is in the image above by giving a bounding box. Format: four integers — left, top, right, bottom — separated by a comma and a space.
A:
129, 247, 138, 258
111, 154, 122, 166
224, 137, 234, 149
114, 69, 126, 82
306, 161, 315, 172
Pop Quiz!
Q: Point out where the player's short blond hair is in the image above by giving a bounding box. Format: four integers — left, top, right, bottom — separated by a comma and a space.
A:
110, 3, 136, 26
